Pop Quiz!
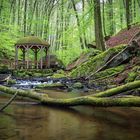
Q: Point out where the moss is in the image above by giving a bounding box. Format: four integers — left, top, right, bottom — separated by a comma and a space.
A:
13, 69, 53, 78
70, 45, 126, 78
93, 80, 140, 97
16, 36, 49, 46
125, 66, 140, 83
7, 79, 16, 85
50, 70, 67, 78
92, 65, 125, 79
125, 72, 137, 83
72, 82, 83, 89
51, 73, 66, 78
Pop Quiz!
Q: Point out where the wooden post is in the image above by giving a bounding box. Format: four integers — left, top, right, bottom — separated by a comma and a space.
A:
45, 48, 48, 69
26, 46, 29, 69
22, 48, 26, 69
15, 46, 18, 69
40, 46, 43, 69
34, 49, 38, 69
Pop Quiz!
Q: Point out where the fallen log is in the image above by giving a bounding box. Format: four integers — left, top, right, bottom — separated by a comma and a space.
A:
93, 80, 140, 97
0, 80, 140, 107
41, 96, 140, 107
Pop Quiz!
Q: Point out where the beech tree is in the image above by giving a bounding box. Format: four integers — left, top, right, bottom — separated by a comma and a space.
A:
94, 0, 106, 51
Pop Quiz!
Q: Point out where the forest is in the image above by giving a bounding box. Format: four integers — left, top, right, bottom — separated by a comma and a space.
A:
0, 0, 140, 64
0, 0, 140, 140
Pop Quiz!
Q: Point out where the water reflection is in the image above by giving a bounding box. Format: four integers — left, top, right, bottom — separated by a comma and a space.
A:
0, 98, 140, 140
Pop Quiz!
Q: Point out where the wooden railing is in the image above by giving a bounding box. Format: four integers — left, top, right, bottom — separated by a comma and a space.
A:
0, 59, 48, 69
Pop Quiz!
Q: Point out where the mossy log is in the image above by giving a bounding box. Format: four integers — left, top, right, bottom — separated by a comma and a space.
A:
0, 80, 140, 107
93, 80, 140, 97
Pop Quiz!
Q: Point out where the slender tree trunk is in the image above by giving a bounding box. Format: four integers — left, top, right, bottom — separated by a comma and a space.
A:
119, 0, 123, 29
125, 0, 132, 29
82, 0, 87, 47
94, 0, 106, 51
102, 0, 107, 37
28, 0, 37, 34
107, 0, 115, 35
133, 0, 136, 23
17, 0, 21, 26
71, 0, 84, 49
24, 0, 27, 36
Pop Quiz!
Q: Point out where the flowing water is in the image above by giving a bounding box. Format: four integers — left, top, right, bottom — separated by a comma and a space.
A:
0, 91, 140, 140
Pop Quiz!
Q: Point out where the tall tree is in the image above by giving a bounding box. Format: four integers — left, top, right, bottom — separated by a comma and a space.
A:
125, 0, 132, 29
107, 0, 115, 35
102, 0, 107, 37
71, 0, 84, 49
94, 0, 105, 51
24, 0, 27, 36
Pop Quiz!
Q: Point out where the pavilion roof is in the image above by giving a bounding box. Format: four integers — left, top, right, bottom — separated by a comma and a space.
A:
15, 36, 50, 47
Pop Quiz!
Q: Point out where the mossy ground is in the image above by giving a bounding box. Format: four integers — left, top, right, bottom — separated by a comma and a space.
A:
92, 65, 125, 80
13, 69, 53, 78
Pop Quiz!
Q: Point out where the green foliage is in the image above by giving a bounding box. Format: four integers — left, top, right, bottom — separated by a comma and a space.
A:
0, 0, 140, 69
0, 24, 20, 59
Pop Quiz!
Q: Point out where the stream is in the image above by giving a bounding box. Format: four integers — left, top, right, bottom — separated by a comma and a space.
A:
0, 95, 140, 140
0, 79, 140, 140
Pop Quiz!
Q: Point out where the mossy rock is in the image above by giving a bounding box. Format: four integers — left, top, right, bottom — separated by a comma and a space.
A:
93, 65, 125, 79
51, 73, 66, 79
50, 69, 68, 79
72, 82, 83, 89
8, 79, 16, 85
70, 45, 126, 78
36, 83, 65, 89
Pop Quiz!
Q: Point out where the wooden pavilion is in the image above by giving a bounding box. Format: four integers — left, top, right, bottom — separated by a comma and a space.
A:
15, 36, 50, 69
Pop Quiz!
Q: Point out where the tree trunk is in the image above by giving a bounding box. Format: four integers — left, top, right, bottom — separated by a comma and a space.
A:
93, 80, 140, 97
24, 0, 27, 36
71, 0, 84, 49
102, 0, 107, 37
94, 0, 106, 51
125, 0, 132, 29
107, 0, 115, 35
